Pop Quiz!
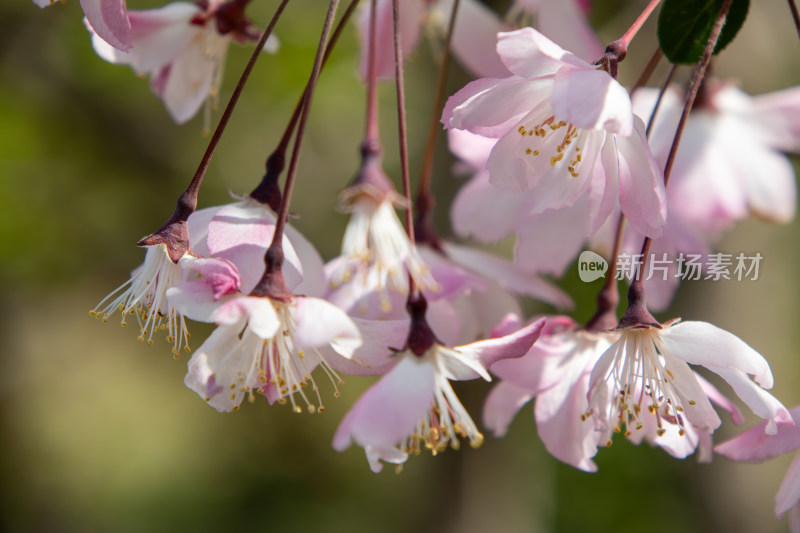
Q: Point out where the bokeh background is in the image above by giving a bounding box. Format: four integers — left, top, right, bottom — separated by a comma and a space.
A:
1, 1, 799, 532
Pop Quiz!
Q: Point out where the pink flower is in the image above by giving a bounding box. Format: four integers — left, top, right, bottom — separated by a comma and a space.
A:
357, 0, 509, 81
443, 28, 667, 239
91, 242, 191, 355
188, 198, 325, 298
484, 316, 613, 471
587, 320, 792, 449
168, 256, 362, 412
716, 406, 800, 532
332, 318, 545, 472
87, 0, 277, 123
636, 81, 799, 237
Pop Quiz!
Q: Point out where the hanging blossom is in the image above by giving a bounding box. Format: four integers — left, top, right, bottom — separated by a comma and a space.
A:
87, 0, 278, 124
716, 405, 800, 533
326, 151, 438, 317
507, 0, 603, 63
637, 80, 799, 238
168, 255, 362, 413
333, 313, 546, 472
586, 319, 792, 451
484, 315, 616, 471
35, 0, 133, 52
357, 0, 509, 81
91, 241, 191, 356
443, 27, 667, 239
484, 315, 751, 469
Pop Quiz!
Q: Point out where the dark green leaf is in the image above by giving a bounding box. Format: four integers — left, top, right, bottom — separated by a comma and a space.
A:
657, 0, 750, 65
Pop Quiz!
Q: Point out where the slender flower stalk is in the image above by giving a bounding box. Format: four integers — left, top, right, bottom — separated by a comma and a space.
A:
629, 0, 733, 294
788, 0, 800, 40
255, 0, 340, 297
250, 0, 360, 209
611, 0, 662, 53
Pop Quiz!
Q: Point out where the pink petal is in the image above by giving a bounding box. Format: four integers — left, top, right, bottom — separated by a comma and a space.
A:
460, 317, 546, 371
445, 76, 552, 137
332, 356, 435, 453
294, 297, 362, 356
208, 203, 303, 294
535, 0, 603, 63
216, 296, 279, 339
357, 0, 424, 81
496, 27, 584, 78
451, 170, 525, 242
696, 373, 744, 424
81, 0, 132, 52
483, 381, 534, 437
535, 368, 599, 472
445, 0, 510, 78
716, 406, 800, 462
551, 67, 633, 135
324, 318, 408, 377
514, 200, 588, 277
777, 453, 800, 518
447, 128, 497, 170
615, 117, 667, 239
443, 242, 572, 308
187, 204, 224, 256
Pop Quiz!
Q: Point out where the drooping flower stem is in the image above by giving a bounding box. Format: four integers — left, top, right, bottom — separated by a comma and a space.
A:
392, 0, 432, 345
788, 0, 800, 40
585, 216, 625, 332
252, 0, 340, 300
364, 0, 381, 143
631, 47, 663, 93
624, 0, 733, 325
250, 0, 359, 210
140, 0, 290, 262
644, 63, 678, 138
611, 0, 662, 54
392, 0, 415, 254
414, 0, 461, 251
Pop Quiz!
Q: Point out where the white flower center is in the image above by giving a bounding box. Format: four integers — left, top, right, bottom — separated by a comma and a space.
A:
213, 301, 343, 413
587, 330, 694, 444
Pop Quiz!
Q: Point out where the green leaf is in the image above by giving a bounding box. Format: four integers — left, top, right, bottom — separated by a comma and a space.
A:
657, 0, 750, 65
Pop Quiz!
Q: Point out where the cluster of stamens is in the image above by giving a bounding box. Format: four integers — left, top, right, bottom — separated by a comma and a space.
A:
330, 196, 438, 313
585, 330, 693, 445
90, 243, 190, 357
400, 376, 484, 459
518, 117, 584, 177
207, 301, 343, 414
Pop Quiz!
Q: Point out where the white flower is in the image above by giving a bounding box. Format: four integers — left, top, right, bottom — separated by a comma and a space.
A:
587, 320, 792, 447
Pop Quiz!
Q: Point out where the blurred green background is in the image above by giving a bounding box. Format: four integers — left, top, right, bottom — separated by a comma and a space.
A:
1, 1, 799, 532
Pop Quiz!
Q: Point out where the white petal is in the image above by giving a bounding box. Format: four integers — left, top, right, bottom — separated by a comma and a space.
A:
482, 381, 534, 437
294, 297, 362, 355
658, 321, 774, 388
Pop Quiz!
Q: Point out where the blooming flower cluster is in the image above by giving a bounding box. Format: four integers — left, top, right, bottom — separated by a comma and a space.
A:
37, 0, 800, 529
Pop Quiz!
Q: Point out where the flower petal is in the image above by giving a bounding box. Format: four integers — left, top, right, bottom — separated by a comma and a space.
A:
483, 381, 533, 437
332, 356, 435, 453
658, 321, 774, 388
294, 297, 362, 356
81, 0, 132, 52
716, 406, 800, 462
